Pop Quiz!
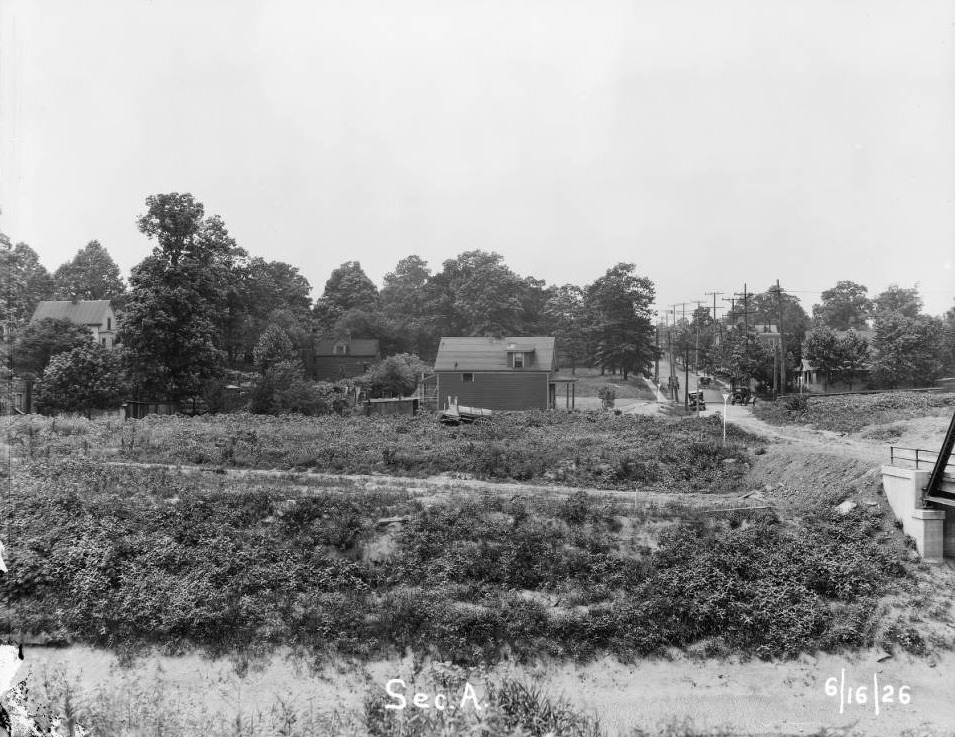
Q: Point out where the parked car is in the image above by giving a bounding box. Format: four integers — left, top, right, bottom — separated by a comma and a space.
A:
688, 391, 706, 410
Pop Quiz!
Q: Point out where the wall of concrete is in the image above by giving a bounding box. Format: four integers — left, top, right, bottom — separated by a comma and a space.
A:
881, 466, 948, 563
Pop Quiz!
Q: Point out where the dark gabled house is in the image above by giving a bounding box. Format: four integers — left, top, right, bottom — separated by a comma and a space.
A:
433, 336, 574, 411
312, 337, 380, 381
31, 299, 118, 348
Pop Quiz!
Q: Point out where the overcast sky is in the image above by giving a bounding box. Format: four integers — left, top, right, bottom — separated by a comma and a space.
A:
2, 0, 953, 318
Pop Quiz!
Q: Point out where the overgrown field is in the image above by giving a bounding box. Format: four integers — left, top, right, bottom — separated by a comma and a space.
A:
2, 456, 913, 666
5, 411, 757, 492
754, 391, 955, 434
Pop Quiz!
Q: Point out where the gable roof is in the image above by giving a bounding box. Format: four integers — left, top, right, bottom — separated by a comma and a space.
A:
434, 336, 556, 371
31, 300, 113, 326
315, 338, 380, 356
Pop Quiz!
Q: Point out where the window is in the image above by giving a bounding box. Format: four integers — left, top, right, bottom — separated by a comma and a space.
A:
334, 343, 348, 355
512, 352, 524, 369
101, 338, 107, 346
107, 317, 112, 331
462, 373, 474, 382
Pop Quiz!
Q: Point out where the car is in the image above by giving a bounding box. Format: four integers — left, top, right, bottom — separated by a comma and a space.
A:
688, 391, 706, 410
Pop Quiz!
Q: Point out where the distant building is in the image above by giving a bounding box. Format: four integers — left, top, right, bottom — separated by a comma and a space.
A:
31, 299, 118, 349
312, 337, 380, 381
433, 336, 574, 410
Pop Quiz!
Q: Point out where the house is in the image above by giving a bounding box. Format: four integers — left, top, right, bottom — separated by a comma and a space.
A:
30, 299, 118, 348
312, 337, 380, 381
797, 328, 876, 392
752, 323, 781, 349
433, 336, 575, 411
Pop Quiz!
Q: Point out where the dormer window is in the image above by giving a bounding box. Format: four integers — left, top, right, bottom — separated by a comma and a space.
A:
334, 343, 348, 355
513, 352, 525, 369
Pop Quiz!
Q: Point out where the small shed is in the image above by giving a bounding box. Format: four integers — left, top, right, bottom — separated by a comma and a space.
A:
364, 397, 419, 417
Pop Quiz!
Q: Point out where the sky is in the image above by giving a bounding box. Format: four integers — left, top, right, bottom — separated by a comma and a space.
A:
2, 0, 953, 318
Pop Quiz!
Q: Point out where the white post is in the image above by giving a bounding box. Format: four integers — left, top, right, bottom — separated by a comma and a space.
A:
721, 391, 729, 446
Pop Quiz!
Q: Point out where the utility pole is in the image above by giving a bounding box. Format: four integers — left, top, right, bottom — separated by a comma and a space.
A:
692, 300, 706, 371
774, 279, 787, 393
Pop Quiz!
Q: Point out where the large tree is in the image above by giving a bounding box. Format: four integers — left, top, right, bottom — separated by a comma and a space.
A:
313, 261, 379, 332
0, 240, 54, 330
13, 318, 92, 378
871, 312, 944, 388
803, 326, 842, 391
228, 257, 313, 364
584, 263, 656, 381
440, 250, 528, 337
812, 280, 871, 330
542, 284, 590, 374
379, 255, 434, 356
52, 240, 126, 302
37, 342, 126, 417
873, 283, 923, 319
120, 193, 243, 401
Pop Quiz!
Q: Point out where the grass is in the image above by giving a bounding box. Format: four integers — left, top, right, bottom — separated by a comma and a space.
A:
566, 367, 658, 401
753, 391, 955, 434
2, 454, 911, 667
3, 411, 758, 493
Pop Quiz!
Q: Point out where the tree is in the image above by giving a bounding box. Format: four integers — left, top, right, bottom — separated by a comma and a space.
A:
942, 299, 955, 375
249, 359, 328, 416
225, 257, 313, 365
13, 318, 92, 378
803, 326, 842, 391
379, 255, 435, 356
313, 261, 379, 332
252, 325, 296, 373
542, 284, 589, 374
37, 343, 126, 417
714, 327, 773, 388
838, 329, 870, 390
439, 251, 528, 337
0, 240, 54, 330
871, 313, 944, 388
812, 281, 871, 330
584, 263, 656, 381
873, 283, 923, 319
52, 241, 126, 301
363, 354, 424, 398
120, 193, 242, 401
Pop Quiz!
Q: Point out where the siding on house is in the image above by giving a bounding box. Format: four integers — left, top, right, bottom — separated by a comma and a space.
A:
437, 371, 548, 411
311, 338, 380, 381
31, 300, 118, 349
433, 336, 559, 411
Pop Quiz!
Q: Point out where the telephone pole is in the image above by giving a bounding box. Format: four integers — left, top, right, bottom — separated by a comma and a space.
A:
773, 279, 787, 393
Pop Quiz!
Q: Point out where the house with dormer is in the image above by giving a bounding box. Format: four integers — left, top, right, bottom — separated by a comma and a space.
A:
312, 337, 381, 381
30, 299, 118, 348
433, 336, 574, 410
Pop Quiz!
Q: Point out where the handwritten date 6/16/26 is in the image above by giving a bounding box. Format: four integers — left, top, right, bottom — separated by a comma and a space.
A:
825, 669, 910, 715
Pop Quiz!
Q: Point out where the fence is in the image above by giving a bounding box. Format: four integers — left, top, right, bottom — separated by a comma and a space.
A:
889, 446, 955, 475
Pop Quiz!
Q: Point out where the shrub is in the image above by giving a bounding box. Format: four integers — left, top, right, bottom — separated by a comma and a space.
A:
597, 385, 616, 409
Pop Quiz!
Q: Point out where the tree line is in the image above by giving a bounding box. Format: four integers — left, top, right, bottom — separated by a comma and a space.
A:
3, 195, 954, 414
667, 279, 955, 393
1, 193, 658, 413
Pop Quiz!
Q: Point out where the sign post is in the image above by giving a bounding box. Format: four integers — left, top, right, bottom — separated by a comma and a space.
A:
721, 391, 730, 446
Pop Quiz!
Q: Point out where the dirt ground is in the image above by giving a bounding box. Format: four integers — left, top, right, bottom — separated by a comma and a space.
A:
14, 404, 955, 736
